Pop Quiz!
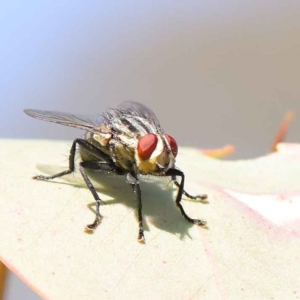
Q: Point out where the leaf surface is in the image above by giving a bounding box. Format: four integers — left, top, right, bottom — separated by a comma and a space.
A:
0, 140, 299, 299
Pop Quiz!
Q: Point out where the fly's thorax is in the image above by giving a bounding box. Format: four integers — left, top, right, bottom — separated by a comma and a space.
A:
85, 125, 113, 148
135, 133, 178, 175
79, 131, 112, 162
81, 130, 137, 171
93, 133, 112, 147
111, 133, 137, 170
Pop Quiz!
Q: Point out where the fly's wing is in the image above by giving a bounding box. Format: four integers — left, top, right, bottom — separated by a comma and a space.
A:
24, 109, 105, 133
117, 101, 162, 130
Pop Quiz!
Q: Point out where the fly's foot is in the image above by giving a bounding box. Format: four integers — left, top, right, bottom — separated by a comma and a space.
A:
33, 175, 50, 180
183, 190, 207, 201
85, 216, 102, 232
137, 221, 145, 243
193, 219, 207, 226
185, 215, 207, 226
137, 230, 145, 243
194, 194, 207, 201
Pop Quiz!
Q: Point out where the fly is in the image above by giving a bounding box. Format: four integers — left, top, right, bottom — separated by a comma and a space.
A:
24, 101, 207, 242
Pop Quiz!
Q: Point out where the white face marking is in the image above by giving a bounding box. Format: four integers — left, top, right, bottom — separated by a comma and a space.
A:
149, 135, 175, 171
149, 135, 164, 160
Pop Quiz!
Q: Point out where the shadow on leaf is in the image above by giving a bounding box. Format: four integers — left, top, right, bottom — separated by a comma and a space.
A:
36, 163, 208, 240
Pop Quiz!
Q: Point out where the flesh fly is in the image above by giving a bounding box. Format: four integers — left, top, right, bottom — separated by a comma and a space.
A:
24, 101, 207, 242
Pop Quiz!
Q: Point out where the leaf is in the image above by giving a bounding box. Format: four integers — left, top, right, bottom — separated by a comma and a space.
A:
0, 140, 300, 299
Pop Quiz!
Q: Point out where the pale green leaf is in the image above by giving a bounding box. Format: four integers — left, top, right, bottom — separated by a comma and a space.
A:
0, 140, 299, 299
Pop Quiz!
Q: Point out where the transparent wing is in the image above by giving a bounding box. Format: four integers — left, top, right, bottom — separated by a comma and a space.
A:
117, 101, 161, 129
24, 109, 104, 132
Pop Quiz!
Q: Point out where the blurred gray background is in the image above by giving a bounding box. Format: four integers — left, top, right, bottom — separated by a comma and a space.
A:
1, 1, 299, 299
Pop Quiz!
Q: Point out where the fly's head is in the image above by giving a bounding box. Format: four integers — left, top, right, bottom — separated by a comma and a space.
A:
135, 133, 178, 175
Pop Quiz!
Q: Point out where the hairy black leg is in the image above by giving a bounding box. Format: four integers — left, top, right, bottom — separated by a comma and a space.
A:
171, 176, 207, 200
34, 138, 112, 181
126, 173, 144, 242
166, 169, 206, 226
79, 161, 124, 231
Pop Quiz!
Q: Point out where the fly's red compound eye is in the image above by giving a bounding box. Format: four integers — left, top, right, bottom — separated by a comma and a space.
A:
166, 134, 178, 157
138, 134, 158, 160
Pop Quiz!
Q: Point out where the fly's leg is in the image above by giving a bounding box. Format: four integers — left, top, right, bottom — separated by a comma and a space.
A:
33, 138, 112, 181
171, 176, 207, 201
79, 162, 102, 230
79, 161, 125, 231
166, 169, 206, 226
135, 183, 144, 243
126, 173, 145, 243
33, 138, 115, 231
